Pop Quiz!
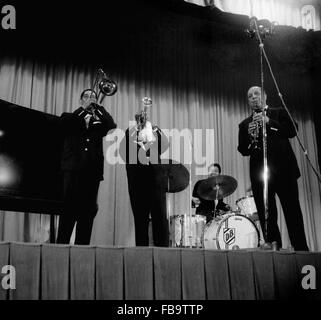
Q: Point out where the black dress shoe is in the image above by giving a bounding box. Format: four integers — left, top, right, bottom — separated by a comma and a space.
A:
272, 241, 279, 251
260, 242, 272, 250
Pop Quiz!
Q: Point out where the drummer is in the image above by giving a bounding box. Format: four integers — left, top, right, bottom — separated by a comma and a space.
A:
192, 163, 231, 223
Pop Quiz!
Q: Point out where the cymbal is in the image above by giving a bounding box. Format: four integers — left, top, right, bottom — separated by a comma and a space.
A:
197, 175, 238, 200
154, 159, 189, 193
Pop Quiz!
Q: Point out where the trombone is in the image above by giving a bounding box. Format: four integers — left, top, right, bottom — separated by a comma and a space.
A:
91, 68, 117, 104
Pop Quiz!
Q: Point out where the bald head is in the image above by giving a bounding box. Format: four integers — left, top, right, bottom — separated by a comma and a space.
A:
247, 86, 266, 111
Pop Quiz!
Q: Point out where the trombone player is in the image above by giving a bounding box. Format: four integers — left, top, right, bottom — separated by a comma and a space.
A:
57, 88, 116, 245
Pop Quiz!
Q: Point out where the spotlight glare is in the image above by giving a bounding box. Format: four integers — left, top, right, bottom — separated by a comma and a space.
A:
0, 155, 19, 187
261, 166, 269, 182
0, 168, 14, 185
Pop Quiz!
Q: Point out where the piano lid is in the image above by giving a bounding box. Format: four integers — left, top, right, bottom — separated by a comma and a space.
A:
0, 99, 63, 214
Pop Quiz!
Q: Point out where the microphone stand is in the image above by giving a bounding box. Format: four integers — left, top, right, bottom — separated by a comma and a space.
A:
165, 157, 172, 247
253, 18, 269, 242
187, 134, 194, 248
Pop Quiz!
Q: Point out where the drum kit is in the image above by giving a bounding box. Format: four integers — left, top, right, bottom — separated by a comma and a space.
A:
165, 170, 263, 250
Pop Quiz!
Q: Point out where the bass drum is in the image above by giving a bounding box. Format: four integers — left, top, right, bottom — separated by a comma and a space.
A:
204, 214, 259, 250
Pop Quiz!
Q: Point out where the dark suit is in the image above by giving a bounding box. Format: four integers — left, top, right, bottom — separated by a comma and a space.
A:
125, 125, 169, 247
192, 179, 230, 223
57, 105, 116, 245
238, 107, 308, 250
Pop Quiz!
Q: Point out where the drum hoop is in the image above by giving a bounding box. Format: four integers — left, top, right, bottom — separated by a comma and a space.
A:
215, 214, 260, 249
171, 215, 182, 219
216, 219, 223, 250
171, 214, 197, 219
236, 196, 254, 205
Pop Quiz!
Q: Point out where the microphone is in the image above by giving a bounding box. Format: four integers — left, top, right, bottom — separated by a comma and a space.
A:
245, 16, 257, 38
250, 16, 258, 25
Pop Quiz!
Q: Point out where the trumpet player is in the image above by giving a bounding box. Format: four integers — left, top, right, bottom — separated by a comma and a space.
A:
237, 86, 308, 251
57, 89, 117, 245
125, 98, 169, 247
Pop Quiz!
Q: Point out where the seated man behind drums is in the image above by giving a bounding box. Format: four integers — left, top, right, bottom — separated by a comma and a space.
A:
192, 163, 231, 223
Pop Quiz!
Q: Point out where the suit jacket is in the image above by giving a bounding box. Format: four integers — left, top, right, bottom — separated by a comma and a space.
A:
238, 107, 300, 180
60, 105, 116, 180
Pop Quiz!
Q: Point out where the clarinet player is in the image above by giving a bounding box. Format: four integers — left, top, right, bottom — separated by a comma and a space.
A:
237, 86, 308, 251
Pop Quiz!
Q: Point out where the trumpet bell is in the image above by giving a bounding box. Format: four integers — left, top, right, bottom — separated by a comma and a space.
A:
99, 78, 117, 96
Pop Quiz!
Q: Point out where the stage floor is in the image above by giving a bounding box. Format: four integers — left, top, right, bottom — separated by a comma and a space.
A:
0, 242, 320, 300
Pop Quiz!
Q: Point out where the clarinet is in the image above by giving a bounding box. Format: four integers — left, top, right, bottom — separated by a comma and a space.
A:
250, 110, 262, 150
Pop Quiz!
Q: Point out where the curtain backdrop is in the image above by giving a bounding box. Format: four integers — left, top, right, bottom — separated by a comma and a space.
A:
186, 0, 321, 30
0, 2, 321, 250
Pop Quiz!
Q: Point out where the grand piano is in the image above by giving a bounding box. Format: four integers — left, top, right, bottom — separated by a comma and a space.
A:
0, 99, 63, 238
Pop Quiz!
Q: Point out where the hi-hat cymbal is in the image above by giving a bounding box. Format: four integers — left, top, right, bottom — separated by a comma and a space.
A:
154, 159, 189, 193
197, 175, 238, 200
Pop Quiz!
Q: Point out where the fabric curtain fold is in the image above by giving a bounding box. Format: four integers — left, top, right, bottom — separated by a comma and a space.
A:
273, 251, 300, 299
95, 247, 124, 300
153, 247, 182, 300
9, 243, 41, 300
204, 250, 231, 300
227, 251, 256, 300
181, 249, 206, 300
41, 244, 69, 300
70, 246, 95, 300
252, 251, 276, 300
295, 252, 321, 300
124, 247, 154, 300
0, 242, 10, 300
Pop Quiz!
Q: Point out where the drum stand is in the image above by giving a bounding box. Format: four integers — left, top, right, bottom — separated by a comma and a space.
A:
212, 184, 220, 219
188, 163, 193, 248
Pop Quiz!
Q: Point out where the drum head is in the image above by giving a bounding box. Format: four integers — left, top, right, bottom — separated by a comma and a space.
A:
204, 214, 259, 250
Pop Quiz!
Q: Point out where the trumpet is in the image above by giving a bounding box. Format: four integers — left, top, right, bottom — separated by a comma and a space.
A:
135, 97, 151, 131
135, 97, 156, 144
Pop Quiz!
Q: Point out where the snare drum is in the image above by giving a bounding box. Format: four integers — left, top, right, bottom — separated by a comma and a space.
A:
170, 214, 206, 248
203, 213, 259, 250
236, 196, 258, 219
